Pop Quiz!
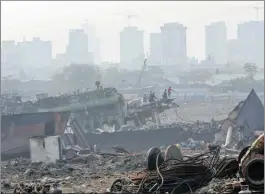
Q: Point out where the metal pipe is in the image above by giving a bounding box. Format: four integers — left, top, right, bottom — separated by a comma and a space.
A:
241, 153, 264, 189
225, 126, 233, 147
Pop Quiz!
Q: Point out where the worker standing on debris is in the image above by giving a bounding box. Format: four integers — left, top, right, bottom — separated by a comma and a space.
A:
152, 92, 158, 101
162, 89, 168, 100
149, 91, 157, 102
168, 86, 173, 98
149, 91, 153, 102
143, 94, 148, 103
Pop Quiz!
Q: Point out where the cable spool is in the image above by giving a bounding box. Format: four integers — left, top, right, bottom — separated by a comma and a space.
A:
146, 147, 164, 171
164, 145, 183, 165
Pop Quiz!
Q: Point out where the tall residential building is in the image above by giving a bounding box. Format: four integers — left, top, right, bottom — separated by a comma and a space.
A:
149, 33, 162, 65
1, 40, 17, 66
120, 26, 144, 69
205, 21, 227, 65
237, 21, 264, 67
227, 39, 240, 64
82, 22, 101, 64
66, 29, 91, 64
16, 37, 52, 69
160, 22, 187, 69
1, 40, 20, 75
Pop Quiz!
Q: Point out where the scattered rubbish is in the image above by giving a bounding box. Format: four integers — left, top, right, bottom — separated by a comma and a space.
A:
108, 133, 264, 194
1, 88, 264, 193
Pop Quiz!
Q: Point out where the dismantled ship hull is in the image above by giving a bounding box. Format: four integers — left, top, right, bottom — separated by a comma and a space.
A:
85, 127, 215, 152
1, 111, 70, 160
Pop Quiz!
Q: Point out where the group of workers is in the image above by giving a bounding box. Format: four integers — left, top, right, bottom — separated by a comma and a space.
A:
163, 86, 173, 100
143, 86, 174, 103
143, 91, 157, 103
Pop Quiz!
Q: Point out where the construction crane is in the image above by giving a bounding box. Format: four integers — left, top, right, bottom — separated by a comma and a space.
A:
231, 4, 264, 21
252, 5, 264, 20
116, 13, 138, 27
136, 58, 148, 88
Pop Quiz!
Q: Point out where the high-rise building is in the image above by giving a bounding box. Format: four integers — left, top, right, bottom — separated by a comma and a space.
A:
227, 39, 240, 64
66, 29, 91, 64
32, 37, 52, 68
160, 22, 187, 69
205, 21, 227, 65
149, 33, 162, 65
237, 21, 264, 67
82, 22, 101, 64
120, 26, 144, 69
16, 37, 52, 69
1, 40, 19, 75
1, 40, 17, 66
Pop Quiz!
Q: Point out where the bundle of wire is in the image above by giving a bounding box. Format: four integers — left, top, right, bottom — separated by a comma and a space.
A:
110, 147, 224, 194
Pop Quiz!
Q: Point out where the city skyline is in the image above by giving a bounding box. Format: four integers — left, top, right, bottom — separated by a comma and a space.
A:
2, 19, 263, 64
2, 1, 264, 62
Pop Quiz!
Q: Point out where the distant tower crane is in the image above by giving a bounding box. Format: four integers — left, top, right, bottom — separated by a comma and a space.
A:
116, 13, 138, 27
230, 4, 264, 21
252, 6, 264, 20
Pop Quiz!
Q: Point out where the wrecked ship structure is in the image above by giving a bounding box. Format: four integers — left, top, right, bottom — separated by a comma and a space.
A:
215, 89, 264, 148
36, 87, 126, 132
1, 87, 177, 159
34, 87, 175, 131
1, 87, 176, 132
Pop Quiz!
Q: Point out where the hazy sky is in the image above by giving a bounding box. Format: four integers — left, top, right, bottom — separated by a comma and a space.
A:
1, 1, 264, 62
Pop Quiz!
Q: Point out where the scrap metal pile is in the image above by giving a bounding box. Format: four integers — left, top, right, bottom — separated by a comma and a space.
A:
2, 134, 263, 194
109, 133, 264, 194
109, 145, 225, 193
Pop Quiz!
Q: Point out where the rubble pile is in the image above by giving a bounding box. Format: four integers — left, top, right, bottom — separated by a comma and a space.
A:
1, 88, 263, 194
1, 133, 263, 194
1, 151, 147, 193
12, 182, 52, 194
109, 146, 228, 193
108, 133, 264, 194
129, 120, 219, 133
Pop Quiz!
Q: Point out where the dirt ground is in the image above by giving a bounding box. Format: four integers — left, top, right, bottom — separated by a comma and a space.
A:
165, 100, 236, 123
1, 149, 211, 193
1, 153, 146, 193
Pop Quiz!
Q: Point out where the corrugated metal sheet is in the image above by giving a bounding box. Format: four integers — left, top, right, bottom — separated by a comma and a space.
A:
228, 89, 264, 135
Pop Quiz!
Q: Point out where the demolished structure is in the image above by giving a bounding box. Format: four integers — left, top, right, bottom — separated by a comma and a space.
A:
2, 88, 263, 160
1, 87, 175, 132
1, 87, 177, 159
214, 89, 264, 149
1, 111, 70, 160
1, 88, 264, 194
